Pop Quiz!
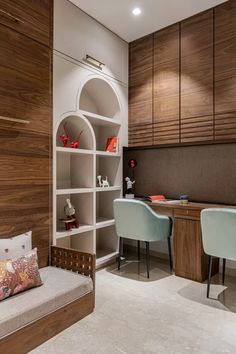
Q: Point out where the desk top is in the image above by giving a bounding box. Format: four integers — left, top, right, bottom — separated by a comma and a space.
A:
147, 200, 236, 211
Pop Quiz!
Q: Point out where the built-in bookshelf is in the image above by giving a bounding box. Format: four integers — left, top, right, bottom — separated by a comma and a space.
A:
54, 77, 123, 267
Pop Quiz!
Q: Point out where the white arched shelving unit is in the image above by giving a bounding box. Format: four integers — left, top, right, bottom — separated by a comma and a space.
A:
54, 77, 123, 267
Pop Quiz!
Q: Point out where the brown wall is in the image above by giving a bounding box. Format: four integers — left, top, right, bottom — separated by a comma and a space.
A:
129, 0, 236, 147
124, 143, 236, 205
0, 1, 53, 267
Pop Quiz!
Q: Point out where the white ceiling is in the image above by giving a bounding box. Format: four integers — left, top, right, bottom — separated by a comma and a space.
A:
69, 0, 228, 42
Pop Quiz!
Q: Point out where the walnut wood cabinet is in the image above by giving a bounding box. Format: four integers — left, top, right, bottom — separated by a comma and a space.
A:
153, 24, 180, 145
128, 0, 236, 148
0, 0, 52, 46
215, 1, 236, 140
0, 0, 52, 267
129, 34, 153, 146
181, 10, 214, 143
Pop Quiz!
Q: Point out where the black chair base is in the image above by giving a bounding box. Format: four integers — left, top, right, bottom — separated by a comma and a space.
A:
117, 237, 173, 279
207, 256, 226, 298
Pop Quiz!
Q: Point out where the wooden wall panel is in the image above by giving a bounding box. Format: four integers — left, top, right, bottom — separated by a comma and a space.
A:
181, 10, 214, 143
0, 0, 52, 46
153, 24, 180, 145
129, 35, 153, 146
215, 0, 236, 140
0, 2, 52, 267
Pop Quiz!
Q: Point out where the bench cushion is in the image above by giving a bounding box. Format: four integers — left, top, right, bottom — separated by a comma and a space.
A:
0, 266, 93, 339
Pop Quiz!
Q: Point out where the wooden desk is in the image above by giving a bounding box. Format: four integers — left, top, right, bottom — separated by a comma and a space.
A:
148, 201, 235, 282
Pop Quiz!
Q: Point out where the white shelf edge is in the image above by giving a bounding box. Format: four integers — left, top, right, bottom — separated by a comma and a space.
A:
56, 147, 94, 155
96, 186, 121, 192
56, 225, 94, 239
56, 188, 93, 195
80, 110, 121, 126
96, 218, 115, 229
96, 250, 118, 266
96, 151, 121, 157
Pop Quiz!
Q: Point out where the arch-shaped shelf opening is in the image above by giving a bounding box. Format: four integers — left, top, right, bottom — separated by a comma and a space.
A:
56, 115, 95, 151
79, 78, 120, 119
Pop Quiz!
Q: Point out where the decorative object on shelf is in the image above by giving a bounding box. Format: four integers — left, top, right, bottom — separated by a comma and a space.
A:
59, 122, 83, 148
59, 122, 69, 147
125, 177, 135, 199
128, 158, 137, 169
179, 195, 189, 204
70, 130, 84, 149
97, 175, 110, 188
60, 198, 79, 230
105, 137, 119, 153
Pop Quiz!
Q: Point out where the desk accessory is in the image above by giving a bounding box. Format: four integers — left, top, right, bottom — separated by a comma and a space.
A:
179, 195, 189, 204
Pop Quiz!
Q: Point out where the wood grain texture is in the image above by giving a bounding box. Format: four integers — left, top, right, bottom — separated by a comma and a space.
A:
0, 0, 52, 46
0, 1, 52, 268
129, 34, 153, 75
215, 112, 236, 140
153, 24, 180, 145
215, 0, 236, 115
173, 217, 218, 282
181, 10, 214, 142
0, 24, 51, 135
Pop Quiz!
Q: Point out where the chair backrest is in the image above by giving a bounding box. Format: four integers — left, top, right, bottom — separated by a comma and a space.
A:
113, 199, 172, 242
201, 208, 236, 260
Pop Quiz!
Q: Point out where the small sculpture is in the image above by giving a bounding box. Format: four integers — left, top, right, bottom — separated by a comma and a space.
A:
70, 130, 84, 149
97, 175, 110, 188
125, 177, 135, 196
59, 122, 69, 147
61, 198, 79, 230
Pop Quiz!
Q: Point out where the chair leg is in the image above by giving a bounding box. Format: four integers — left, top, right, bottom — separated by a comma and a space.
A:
118, 237, 123, 270
145, 241, 150, 279
222, 258, 226, 285
207, 255, 213, 298
138, 240, 140, 261
167, 237, 173, 273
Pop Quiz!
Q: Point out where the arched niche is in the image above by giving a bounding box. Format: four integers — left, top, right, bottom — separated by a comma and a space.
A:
79, 78, 120, 119
56, 115, 95, 151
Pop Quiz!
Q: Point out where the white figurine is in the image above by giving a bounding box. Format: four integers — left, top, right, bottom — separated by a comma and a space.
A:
97, 175, 102, 187
125, 177, 135, 194
97, 175, 110, 188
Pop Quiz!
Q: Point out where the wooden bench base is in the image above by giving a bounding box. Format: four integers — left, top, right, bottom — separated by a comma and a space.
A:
0, 291, 95, 354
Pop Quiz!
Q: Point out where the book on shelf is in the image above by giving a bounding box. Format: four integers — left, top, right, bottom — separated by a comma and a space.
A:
105, 137, 119, 153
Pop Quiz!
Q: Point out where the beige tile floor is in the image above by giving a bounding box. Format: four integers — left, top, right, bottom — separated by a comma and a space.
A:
31, 255, 236, 354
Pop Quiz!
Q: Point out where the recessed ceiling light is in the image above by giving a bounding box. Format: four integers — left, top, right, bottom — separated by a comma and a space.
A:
132, 8, 141, 16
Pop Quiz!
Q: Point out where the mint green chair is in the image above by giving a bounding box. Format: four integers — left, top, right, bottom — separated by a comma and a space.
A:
113, 199, 172, 278
201, 208, 236, 298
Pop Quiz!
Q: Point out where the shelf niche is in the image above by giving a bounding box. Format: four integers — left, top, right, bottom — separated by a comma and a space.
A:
79, 78, 120, 119
56, 115, 94, 151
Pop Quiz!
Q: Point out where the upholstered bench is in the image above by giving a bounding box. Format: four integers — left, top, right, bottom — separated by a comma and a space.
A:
0, 246, 95, 354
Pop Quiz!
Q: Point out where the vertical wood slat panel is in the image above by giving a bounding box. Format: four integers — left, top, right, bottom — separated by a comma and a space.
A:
128, 0, 236, 148
181, 10, 214, 143
129, 34, 153, 147
153, 24, 180, 145
215, 0, 236, 116
0, 6, 52, 268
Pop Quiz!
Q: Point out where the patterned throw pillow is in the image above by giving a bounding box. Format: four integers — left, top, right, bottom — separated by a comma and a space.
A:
0, 231, 32, 260
0, 248, 43, 301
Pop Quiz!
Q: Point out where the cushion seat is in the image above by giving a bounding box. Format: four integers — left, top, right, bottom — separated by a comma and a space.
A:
0, 266, 93, 339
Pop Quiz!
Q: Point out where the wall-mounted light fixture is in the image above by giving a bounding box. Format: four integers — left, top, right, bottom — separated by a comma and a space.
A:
83, 55, 105, 70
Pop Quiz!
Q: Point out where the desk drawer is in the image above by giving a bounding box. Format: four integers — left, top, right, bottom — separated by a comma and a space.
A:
174, 208, 200, 220
150, 205, 173, 217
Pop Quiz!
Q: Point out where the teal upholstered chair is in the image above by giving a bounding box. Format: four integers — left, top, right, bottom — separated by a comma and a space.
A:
201, 208, 236, 298
113, 199, 173, 278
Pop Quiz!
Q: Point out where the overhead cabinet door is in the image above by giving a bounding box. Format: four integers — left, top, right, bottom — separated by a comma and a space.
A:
153, 24, 180, 145
214, 1, 236, 140
181, 11, 214, 143
129, 34, 153, 147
